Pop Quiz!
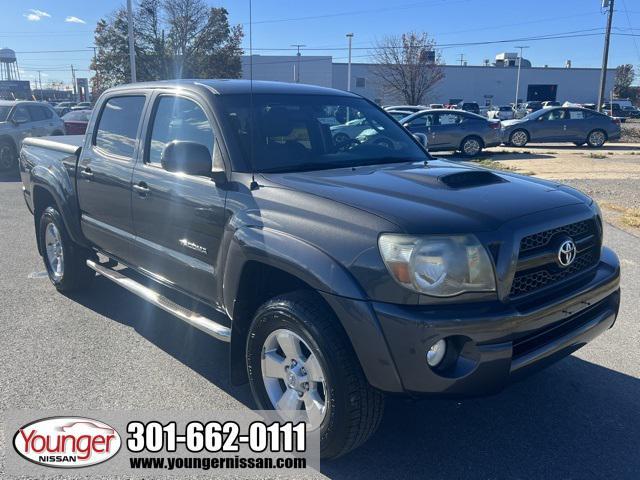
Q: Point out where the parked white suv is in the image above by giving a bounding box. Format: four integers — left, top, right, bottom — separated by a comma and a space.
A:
488, 105, 515, 120
0, 101, 64, 172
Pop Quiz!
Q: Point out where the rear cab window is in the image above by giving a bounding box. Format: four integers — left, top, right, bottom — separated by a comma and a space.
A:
94, 96, 146, 158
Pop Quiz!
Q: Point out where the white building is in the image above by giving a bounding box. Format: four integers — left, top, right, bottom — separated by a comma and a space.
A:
242, 54, 615, 106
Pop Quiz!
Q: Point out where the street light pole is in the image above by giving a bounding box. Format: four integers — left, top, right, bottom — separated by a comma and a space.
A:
514, 46, 529, 109
597, 0, 615, 112
127, 0, 137, 83
346, 33, 354, 91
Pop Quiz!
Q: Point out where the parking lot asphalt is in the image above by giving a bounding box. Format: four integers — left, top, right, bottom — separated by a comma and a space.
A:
1, 170, 639, 479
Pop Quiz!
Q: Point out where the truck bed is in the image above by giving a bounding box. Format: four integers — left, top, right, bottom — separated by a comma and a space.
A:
22, 135, 84, 155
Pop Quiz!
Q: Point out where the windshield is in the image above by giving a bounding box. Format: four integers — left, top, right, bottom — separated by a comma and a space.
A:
221, 94, 427, 173
0, 106, 11, 122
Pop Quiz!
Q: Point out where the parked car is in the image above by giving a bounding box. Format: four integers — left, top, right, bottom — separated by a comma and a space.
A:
622, 106, 640, 119
19, 80, 621, 459
330, 117, 373, 144
488, 105, 515, 120
523, 101, 543, 114
456, 101, 480, 115
542, 101, 560, 108
383, 105, 428, 113
61, 109, 92, 135
54, 101, 77, 117
429, 103, 444, 109
402, 108, 501, 156
71, 101, 92, 111
502, 106, 621, 147
0, 100, 64, 172
386, 109, 415, 122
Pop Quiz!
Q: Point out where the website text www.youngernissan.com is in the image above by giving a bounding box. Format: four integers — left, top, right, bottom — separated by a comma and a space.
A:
5, 410, 320, 477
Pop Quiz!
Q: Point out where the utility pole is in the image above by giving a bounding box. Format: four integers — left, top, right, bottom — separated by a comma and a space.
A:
37, 70, 43, 100
70, 64, 77, 101
89, 45, 99, 100
458, 53, 465, 66
127, 0, 137, 83
514, 46, 529, 108
597, 0, 615, 112
290, 44, 306, 83
346, 33, 354, 91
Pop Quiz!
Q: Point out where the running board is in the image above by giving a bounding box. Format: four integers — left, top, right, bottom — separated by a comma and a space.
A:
86, 259, 231, 342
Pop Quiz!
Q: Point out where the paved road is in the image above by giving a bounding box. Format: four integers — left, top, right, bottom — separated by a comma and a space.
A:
1, 171, 639, 479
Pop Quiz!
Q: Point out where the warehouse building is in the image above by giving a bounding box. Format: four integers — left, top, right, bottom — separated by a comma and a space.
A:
241, 53, 615, 106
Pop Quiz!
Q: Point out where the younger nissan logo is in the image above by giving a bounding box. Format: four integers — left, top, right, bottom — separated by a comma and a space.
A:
557, 239, 577, 267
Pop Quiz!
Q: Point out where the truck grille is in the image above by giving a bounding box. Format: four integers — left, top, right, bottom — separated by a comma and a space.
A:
510, 219, 599, 298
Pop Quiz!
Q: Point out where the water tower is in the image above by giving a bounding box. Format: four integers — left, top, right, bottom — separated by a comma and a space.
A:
0, 48, 20, 81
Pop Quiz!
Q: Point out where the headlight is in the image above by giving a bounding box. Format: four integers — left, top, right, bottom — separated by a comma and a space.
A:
378, 234, 496, 297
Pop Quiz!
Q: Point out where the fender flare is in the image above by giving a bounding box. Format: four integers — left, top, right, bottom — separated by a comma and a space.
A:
222, 226, 367, 315
222, 226, 404, 392
30, 165, 87, 252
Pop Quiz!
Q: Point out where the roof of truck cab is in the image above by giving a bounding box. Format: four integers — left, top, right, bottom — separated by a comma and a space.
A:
105, 79, 358, 97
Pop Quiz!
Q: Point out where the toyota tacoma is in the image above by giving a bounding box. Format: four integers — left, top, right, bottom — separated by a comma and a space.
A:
19, 80, 621, 458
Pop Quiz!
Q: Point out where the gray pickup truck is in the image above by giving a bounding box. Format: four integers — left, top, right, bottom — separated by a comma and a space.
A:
19, 80, 621, 458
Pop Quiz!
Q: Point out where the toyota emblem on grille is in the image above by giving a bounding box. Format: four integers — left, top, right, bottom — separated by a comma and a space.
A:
557, 239, 577, 267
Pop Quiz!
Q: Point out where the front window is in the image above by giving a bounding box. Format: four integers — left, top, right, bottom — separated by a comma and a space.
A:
221, 94, 426, 173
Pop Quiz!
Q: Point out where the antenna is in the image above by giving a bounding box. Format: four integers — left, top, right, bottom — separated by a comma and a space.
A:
248, 0, 258, 190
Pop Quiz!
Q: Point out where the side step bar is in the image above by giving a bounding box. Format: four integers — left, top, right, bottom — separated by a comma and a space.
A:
86, 260, 231, 342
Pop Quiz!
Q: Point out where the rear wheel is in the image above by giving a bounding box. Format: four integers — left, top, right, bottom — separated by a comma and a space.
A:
246, 291, 384, 459
38, 206, 95, 292
586, 129, 606, 148
460, 136, 483, 157
509, 129, 529, 147
0, 139, 17, 172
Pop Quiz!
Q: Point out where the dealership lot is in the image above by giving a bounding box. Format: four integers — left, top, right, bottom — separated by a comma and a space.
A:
0, 168, 638, 479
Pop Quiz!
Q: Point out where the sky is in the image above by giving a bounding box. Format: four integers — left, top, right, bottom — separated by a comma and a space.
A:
1, 0, 639, 88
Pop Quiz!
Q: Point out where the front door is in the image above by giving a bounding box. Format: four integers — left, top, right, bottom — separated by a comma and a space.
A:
131, 93, 227, 304
530, 109, 566, 142
77, 94, 147, 261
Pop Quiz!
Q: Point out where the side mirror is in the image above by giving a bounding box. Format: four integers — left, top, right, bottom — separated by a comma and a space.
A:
161, 141, 213, 177
413, 132, 428, 148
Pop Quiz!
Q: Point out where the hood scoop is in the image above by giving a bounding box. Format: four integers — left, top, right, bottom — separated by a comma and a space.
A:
438, 170, 506, 189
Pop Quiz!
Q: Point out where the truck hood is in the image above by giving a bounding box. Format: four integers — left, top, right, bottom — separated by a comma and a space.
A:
264, 159, 587, 234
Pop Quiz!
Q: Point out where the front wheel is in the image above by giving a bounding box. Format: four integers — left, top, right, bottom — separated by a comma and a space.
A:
39, 206, 95, 292
509, 129, 529, 147
246, 291, 384, 459
586, 129, 607, 148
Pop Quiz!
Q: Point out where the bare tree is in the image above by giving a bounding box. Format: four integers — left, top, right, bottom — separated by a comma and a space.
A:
371, 32, 444, 105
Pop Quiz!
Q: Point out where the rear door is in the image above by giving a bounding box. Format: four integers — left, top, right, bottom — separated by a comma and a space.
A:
565, 109, 589, 141
77, 94, 147, 262
435, 112, 465, 149
130, 92, 227, 304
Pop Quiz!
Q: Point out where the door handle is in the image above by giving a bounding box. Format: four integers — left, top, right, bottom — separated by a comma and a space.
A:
133, 182, 150, 196
80, 167, 93, 179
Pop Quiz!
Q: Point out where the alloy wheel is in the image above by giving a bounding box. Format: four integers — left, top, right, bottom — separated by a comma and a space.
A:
45, 222, 64, 281
462, 138, 481, 156
589, 130, 605, 147
510, 130, 528, 147
261, 328, 327, 429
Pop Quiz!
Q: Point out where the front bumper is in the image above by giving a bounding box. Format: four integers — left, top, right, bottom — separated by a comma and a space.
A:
328, 247, 620, 396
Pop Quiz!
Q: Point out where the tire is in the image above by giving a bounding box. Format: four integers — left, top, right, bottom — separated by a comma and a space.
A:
246, 291, 384, 459
38, 206, 95, 292
0, 139, 17, 172
586, 129, 607, 148
509, 129, 529, 147
460, 135, 483, 157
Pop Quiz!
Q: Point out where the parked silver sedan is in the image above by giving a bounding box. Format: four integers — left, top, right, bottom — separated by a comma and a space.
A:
401, 109, 502, 156
0, 101, 64, 172
501, 106, 621, 148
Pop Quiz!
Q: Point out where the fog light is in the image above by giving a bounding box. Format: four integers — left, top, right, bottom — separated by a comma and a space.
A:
427, 339, 447, 367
